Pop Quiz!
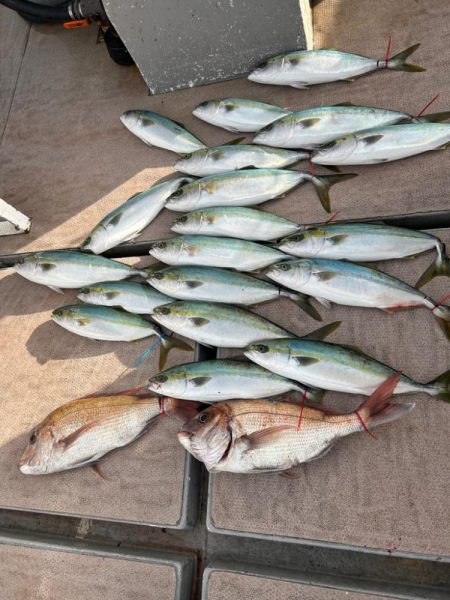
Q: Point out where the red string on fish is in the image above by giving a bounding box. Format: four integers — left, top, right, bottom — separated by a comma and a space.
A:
355, 410, 378, 440
384, 34, 392, 68
432, 293, 450, 312
296, 389, 307, 431
417, 94, 440, 117
308, 158, 315, 177
160, 397, 166, 416
324, 209, 341, 225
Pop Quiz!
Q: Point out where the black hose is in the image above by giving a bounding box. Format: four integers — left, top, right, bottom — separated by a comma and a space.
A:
0, 0, 70, 20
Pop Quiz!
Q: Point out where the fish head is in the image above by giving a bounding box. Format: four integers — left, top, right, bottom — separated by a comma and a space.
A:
171, 211, 204, 235
52, 306, 91, 330
166, 181, 201, 211
120, 109, 150, 135
266, 259, 312, 288
19, 423, 55, 475
193, 99, 222, 121
278, 230, 325, 256
253, 115, 293, 146
152, 302, 187, 330
177, 404, 232, 470
77, 284, 118, 306
148, 368, 188, 397
14, 253, 55, 278
80, 225, 109, 254
174, 148, 208, 175
149, 238, 183, 263
244, 340, 291, 371
248, 55, 287, 84
312, 134, 358, 164
147, 268, 182, 295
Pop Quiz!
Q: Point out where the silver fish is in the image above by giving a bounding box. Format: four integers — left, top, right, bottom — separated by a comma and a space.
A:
266, 258, 450, 339
312, 123, 450, 165
77, 280, 173, 314
174, 144, 308, 176
146, 265, 321, 320
120, 110, 206, 153
52, 304, 192, 369
171, 207, 302, 241
248, 44, 424, 88
165, 169, 356, 213
80, 177, 194, 254
14, 250, 145, 293
244, 338, 450, 402
277, 222, 450, 288
192, 97, 290, 132
253, 104, 450, 149
151, 300, 339, 348
178, 374, 413, 474
148, 359, 321, 402
148, 236, 291, 271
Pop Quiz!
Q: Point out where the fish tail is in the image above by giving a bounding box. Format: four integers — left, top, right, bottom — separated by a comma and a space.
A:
285, 291, 322, 322
430, 303, 450, 341
309, 173, 358, 213
163, 397, 201, 421
356, 372, 414, 429
159, 336, 193, 370
428, 369, 450, 403
387, 43, 425, 72
415, 244, 450, 287
415, 111, 450, 123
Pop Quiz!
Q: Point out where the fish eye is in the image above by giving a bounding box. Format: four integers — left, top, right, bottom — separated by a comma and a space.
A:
155, 242, 167, 250
257, 60, 268, 69
198, 101, 208, 108
158, 307, 171, 315
279, 263, 289, 271
29, 432, 37, 444
291, 234, 304, 243
198, 413, 209, 423
183, 154, 192, 160
154, 374, 168, 383
152, 272, 164, 280
262, 123, 273, 132
177, 216, 188, 223
171, 189, 184, 198
255, 344, 269, 353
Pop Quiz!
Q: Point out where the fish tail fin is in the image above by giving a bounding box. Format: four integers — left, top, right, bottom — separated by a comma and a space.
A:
159, 336, 193, 370
415, 246, 450, 287
309, 173, 358, 213
431, 304, 450, 341
286, 292, 322, 322
356, 372, 414, 428
415, 111, 450, 123
163, 397, 201, 421
387, 43, 425, 72
428, 369, 450, 403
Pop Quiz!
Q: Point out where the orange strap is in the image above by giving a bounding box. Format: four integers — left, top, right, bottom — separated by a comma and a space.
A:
64, 20, 89, 29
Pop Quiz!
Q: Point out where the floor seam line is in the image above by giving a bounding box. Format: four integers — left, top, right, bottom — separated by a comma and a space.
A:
0, 20, 32, 146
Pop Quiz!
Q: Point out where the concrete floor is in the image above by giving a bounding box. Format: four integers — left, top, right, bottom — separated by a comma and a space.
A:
0, 1, 449, 599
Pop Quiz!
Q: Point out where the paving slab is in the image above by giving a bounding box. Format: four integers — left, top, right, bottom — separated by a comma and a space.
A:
0, 537, 190, 600
203, 566, 399, 600
210, 229, 450, 558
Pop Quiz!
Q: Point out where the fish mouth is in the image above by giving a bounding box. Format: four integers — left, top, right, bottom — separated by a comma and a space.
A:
19, 463, 42, 475
120, 111, 139, 129
177, 430, 192, 450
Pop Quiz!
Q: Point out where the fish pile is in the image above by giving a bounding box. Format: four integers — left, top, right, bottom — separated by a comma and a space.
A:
15, 41, 450, 478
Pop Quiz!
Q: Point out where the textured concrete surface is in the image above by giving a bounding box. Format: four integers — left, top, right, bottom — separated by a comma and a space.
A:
0, 542, 178, 600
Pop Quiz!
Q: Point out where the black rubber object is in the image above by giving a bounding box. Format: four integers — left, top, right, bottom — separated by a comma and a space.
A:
103, 26, 134, 66
0, 0, 70, 20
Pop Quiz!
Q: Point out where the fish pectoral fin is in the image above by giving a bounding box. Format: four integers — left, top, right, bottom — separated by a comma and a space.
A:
300, 118, 321, 128
225, 136, 246, 145
314, 296, 333, 309
185, 280, 203, 288
339, 343, 363, 354
242, 425, 297, 451
329, 234, 348, 245
189, 376, 212, 387
314, 271, 337, 281
293, 356, 320, 366
48, 285, 64, 294
362, 134, 384, 145
302, 320, 341, 341
189, 317, 210, 326
333, 102, 355, 107
107, 213, 122, 227
58, 420, 102, 450
91, 463, 111, 480
41, 263, 57, 271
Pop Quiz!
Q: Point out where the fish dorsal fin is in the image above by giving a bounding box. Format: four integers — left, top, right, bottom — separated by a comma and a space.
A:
333, 102, 355, 107
223, 137, 246, 146
173, 119, 187, 129
126, 190, 144, 201
302, 320, 341, 341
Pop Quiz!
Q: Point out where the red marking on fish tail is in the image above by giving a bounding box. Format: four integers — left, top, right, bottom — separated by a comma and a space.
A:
384, 34, 392, 67
160, 397, 166, 416
296, 389, 307, 431
325, 209, 340, 224
417, 94, 440, 117
432, 293, 450, 312
309, 158, 315, 177
355, 410, 378, 440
